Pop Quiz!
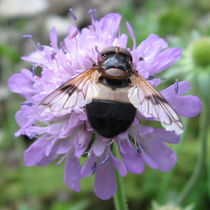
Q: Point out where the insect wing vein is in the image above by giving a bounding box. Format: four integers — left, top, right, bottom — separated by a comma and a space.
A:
40, 68, 99, 115
128, 74, 183, 135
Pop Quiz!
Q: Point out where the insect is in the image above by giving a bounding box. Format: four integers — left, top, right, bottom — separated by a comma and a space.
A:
40, 47, 184, 137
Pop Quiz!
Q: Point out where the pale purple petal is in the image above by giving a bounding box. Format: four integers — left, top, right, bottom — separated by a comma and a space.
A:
140, 137, 177, 172
148, 128, 180, 144
92, 136, 106, 156
81, 152, 95, 178
64, 154, 81, 192
161, 81, 191, 97
113, 33, 128, 48
162, 82, 202, 118
147, 47, 182, 75
38, 150, 58, 167
8, 69, 35, 97
74, 130, 91, 158
94, 157, 116, 200
169, 95, 202, 118
50, 27, 58, 49
117, 135, 144, 174
24, 135, 49, 166
96, 13, 121, 37
45, 137, 58, 156
134, 34, 168, 59
126, 22, 136, 49
111, 153, 127, 176
56, 140, 72, 154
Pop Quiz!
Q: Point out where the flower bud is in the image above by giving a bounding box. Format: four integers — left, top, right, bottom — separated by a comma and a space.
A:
191, 37, 210, 67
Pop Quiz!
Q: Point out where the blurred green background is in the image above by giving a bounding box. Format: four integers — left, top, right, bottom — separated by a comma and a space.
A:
0, 0, 210, 209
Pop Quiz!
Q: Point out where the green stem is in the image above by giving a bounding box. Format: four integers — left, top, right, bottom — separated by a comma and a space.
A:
113, 145, 128, 210
176, 100, 208, 205
157, 118, 190, 203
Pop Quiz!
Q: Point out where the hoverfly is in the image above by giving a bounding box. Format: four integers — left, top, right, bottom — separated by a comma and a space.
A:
40, 47, 183, 138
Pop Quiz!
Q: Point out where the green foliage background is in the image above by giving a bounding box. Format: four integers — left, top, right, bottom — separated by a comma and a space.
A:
0, 0, 209, 209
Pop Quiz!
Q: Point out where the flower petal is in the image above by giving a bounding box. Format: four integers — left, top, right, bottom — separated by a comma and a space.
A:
161, 82, 202, 118
74, 130, 91, 158
117, 135, 144, 174
81, 152, 95, 178
111, 153, 127, 176
92, 136, 106, 156
24, 135, 48, 166
94, 157, 116, 200
148, 128, 180, 144
169, 95, 202, 118
140, 137, 177, 172
148, 47, 182, 75
50, 27, 58, 49
135, 34, 168, 59
64, 154, 81, 192
96, 13, 121, 37
8, 69, 35, 97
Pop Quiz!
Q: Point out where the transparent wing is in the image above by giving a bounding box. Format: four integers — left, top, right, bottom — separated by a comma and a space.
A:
128, 73, 184, 135
40, 68, 100, 115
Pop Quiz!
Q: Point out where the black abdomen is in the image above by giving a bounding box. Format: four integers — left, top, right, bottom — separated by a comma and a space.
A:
86, 100, 136, 138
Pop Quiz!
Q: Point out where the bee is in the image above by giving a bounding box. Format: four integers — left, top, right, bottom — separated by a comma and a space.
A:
40, 47, 183, 137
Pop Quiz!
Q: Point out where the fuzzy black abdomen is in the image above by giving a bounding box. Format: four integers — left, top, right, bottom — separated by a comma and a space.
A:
86, 100, 136, 138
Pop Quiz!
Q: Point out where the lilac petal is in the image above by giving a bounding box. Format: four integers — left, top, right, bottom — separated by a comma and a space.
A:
98, 13, 121, 37
148, 128, 180, 144
113, 33, 128, 48
161, 82, 202, 118
141, 150, 158, 169
8, 69, 35, 97
59, 114, 83, 138
24, 135, 48, 166
148, 47, 182, 75
50, 27, 58, 49
24, 125, 46, 138
74, 130, 91, 158
56, 140, 72, 154
111, 153, 127, 176
136, 34, 168, 58
140, 137, 177, 172
15, 107, 34, 127
37, 150, 58, 167
169, 95, 202, 118
64, 154, 81, 192
94, 157, 116, 200
126, 22, 136, 49
45, 137, 58, 156
129, 120, 154, 137
118, 136, 144, 174
161, 81, 191, 97
92, 136, 106, 156
81, 152, 95, 178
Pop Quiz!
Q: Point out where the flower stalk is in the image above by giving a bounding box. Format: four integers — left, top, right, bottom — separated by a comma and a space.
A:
176, 90, 209, 205
113, 144, 128, 210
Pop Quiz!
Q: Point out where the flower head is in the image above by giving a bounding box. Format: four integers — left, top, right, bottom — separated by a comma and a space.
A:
8, 11, 201, 200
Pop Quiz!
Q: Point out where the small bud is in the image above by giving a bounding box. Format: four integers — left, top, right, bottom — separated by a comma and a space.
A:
191, 37, 210, 67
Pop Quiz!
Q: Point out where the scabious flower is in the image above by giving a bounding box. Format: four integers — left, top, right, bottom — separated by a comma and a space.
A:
8, 11, 201, 200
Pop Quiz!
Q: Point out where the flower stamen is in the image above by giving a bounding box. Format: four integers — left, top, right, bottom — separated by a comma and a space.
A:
69, 8, 77, 21
92, 162, 97, 174
175, 79, 179, 94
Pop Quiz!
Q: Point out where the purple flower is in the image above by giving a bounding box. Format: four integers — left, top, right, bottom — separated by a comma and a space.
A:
8, 12, 202, 200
